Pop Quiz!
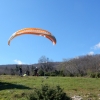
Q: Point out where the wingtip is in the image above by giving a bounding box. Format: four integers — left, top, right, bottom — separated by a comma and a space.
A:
53, 42, 56, 45
8, 41, 10, 46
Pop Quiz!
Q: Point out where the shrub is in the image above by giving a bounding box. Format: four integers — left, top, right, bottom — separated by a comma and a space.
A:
44, 72, 50, 76
38, 69, 44, 76
96, 73, 100, 78
3, 73, 6, 75
27, 84, 71, 100
90, 73, 96, 78
50, 72, 56, 76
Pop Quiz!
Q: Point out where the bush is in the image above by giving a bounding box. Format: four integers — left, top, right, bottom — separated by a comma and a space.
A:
90, 73, 96, 78
44, 72, 50, 76
50, 72, 56, 76
3, 73, 6, 75
27, 84, 71, 100
96, 73, 100, 78
38, 69, 44, 76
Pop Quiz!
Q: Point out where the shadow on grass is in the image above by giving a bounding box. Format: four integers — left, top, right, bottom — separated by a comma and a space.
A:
0, 82, 31, 91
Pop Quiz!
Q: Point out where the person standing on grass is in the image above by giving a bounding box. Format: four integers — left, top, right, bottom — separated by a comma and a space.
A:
19, 67, 22, 76
34, 67, 38, 76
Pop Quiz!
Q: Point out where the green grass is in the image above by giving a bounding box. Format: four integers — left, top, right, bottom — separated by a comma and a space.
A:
0, 75, 100, 100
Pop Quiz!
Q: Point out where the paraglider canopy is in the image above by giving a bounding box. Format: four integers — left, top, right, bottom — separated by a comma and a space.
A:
8, 28, 56, 45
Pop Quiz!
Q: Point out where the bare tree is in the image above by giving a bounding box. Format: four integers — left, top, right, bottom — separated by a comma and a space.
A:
38, 56, 54, 72
57, 54, 100, 76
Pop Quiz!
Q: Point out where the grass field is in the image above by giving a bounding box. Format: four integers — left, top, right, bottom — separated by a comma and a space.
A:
0, 75, 100, 100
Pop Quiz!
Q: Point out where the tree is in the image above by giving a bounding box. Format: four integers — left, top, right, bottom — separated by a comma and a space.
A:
10, 68, 15, 75
26, 65, 30, 76
38, 56, 54, 72
31, 65, 35, 75
15, 65, 20, 75
59, 54, 100, 77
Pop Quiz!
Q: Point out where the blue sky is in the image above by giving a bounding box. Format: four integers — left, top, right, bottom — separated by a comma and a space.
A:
0, 0, 100, 65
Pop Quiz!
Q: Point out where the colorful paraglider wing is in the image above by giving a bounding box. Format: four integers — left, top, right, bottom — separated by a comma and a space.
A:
45, 35, 56, 45
8, 28, 56, 45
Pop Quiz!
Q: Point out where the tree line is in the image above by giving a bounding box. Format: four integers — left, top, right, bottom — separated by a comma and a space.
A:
0, 55, 100, 78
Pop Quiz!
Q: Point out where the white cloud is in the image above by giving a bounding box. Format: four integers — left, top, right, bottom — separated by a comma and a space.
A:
88, 51, 94, 55
93, 42, 100, 50
14, 59, 24, 65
